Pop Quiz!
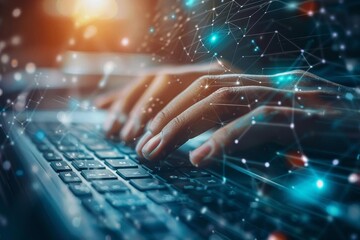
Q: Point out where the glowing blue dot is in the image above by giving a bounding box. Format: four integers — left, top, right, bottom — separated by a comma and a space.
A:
35, 130, 45, 141
287, 2, 298, 10
185, 0, 195, 7
326, 205, 341, 217
316, 179, 324, 189
210, 34, 218, 43
149, 27, 155, 33
345, 92, 354, 101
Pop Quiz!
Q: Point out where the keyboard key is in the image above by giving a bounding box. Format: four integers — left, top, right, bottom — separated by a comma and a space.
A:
105, 159, 137, 169
117, 168, 150, 179
69, 183, 92, 197
106, 193, 147, 209
92, 180, 128, 193
37, 144, 52, 152
130, 178, 166, 191
64, 152, 94, 160
178, 207, 214, 236
86, 143, 113, 152
59, 172, 82, 183
157, 171, 187, 183
95, 151, 124, 159
180, 168, 210, 178
131, 211, 168, 232
57, 145, 79, 152
196, 177, 223, 187
172, 180, 205, 192
50, 161, 72, 172
43, 152, 62, 161
129, 154, 140, 163
82, 198, 105, 215
141, 162, 173, 173
82, 170, 117, 181
116, 145, 135, 155
147, 190, 186, 204
165, 157, 192, 167
79, 137, 101, 145
72, 160, 105, 170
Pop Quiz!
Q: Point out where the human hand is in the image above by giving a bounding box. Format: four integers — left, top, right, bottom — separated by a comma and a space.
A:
136, 70, 359, 166
95, 63, 228, 141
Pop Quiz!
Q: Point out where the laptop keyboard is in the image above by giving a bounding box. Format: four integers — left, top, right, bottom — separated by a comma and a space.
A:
23, 122, 270, 239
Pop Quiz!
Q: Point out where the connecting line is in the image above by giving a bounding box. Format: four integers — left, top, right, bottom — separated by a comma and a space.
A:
225, 160, 290, 192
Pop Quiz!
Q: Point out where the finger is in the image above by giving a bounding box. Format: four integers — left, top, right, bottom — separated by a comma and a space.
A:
104, 74, 154, 135
121, 67, 225, 143
103, 99, 127, 136
94, 89, 122, 109
142, 74, 271, 141
188, 106, 336, 166
269, 70, 346, 90
144, 71, 344, 144
140, 86, 335, 160
120, 74, 173, 141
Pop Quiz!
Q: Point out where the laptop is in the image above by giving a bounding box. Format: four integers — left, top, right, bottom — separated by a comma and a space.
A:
1, 83, 360, 239
1, 1, 359, 239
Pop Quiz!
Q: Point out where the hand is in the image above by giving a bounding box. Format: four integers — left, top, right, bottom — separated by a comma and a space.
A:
136, 70, 359, 166
95, 63, 228, 141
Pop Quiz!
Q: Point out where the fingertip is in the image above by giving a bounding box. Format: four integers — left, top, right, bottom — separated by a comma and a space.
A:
142, 133, 162, 160
120, 120, 135, 141
189, 142, 212, 166
135, 131, 153, 157
94, 95, 112, 109
103, 112, 116, 133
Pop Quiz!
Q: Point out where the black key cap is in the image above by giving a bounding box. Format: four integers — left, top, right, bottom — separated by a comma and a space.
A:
180, 168, 210, 178
50, 161, 72, 172
106, 193, 147, 209
157, 171, 187, 183
92, 180, 128, 193
72, 160, 105, 170
82, 170, 117, 180
141, 162, 173, 173
59, 172, 82, 183
117, 168, 150, 179
129, 154, 140, 163
105, 159, 137, 169
57, 145, 79, 152
131, 212, 167, 232
178, 207, 214, 237
196, 177, 223, 187
147, 190, 186, 204
43, 152, 62, 161
69, 183, 92, 197
64, 152, 94, 160
130, 178, 166, 191
86, 143, 113, 152
37, 144, 52, 152
172, 180, 205, 192
95, 151, 124, 159
82, 198, 105, 215
165, 158, 192, 167
117, 145, 135, 154
79, 137, 101, 145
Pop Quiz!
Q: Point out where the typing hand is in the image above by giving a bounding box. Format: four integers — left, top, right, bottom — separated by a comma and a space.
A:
134, 70, 359, 166
95, 63, 226, 141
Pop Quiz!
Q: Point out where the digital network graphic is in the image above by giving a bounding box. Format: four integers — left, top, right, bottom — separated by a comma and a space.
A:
0, 0, 359, 239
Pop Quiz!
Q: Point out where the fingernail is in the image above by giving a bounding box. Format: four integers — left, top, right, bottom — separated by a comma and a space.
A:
189, 142, 212, 166
142, 134, 161, 160
136, 131, 153, 157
